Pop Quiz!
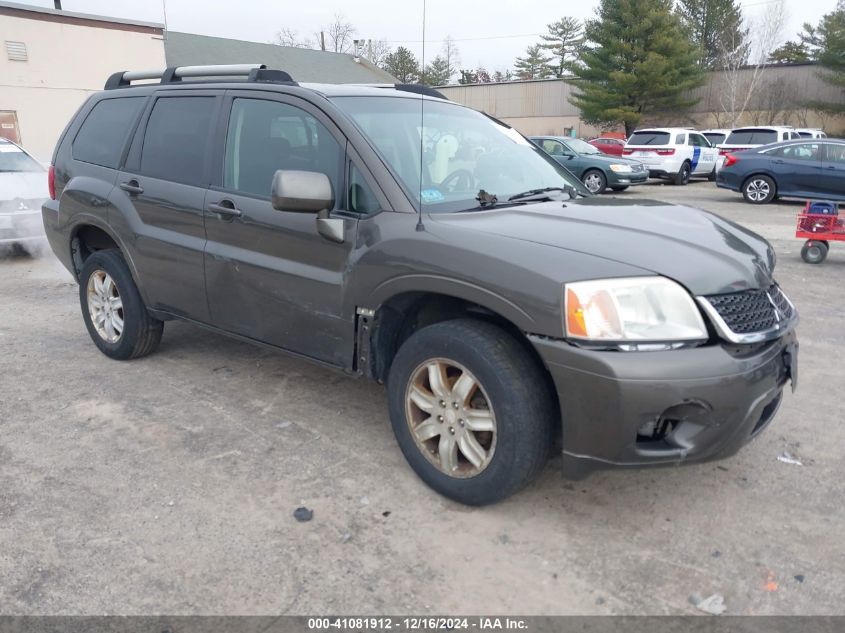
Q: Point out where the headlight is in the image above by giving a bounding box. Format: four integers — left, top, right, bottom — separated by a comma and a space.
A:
564, 277, 708, 347
608, 164, 633, 173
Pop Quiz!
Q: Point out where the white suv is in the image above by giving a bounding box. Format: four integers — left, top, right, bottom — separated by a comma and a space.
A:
623, 128, 719, 185
717, 126, 799, 156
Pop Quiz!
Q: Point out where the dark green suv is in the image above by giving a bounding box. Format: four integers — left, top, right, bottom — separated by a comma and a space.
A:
43, 64, 798, 505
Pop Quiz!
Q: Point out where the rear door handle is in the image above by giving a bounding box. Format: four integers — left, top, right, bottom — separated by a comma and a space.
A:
119, 180, 144, 195
208, 200, 242, 218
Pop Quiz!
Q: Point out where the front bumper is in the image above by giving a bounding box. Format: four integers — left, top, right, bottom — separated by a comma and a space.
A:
530, 330, 798, 478
608, 171, 648, 186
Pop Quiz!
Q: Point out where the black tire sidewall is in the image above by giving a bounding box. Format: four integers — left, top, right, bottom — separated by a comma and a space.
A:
79, 250, 151, 360
387, 320, 553, 505
675, 162, 691, 185
801, 241, 828, 264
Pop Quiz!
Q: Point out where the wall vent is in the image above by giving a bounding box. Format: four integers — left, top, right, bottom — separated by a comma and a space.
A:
6, 41, 28, 62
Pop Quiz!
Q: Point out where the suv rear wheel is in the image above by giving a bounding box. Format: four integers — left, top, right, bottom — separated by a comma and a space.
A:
387, 319, 555, 505
79, 249, 163, 360
673, 161, 691, 185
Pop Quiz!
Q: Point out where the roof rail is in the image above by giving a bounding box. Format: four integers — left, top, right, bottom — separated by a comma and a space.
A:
104, 64, 296, 89
343, 83, 449, 100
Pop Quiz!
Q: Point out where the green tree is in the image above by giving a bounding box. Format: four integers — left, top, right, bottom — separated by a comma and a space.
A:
676, 0, 746, 69
570, 0, 704, 135
458, 69, 478, 84
514, 44, 553, 79
382, 47, 420, 83
768, 40, 812, 64
812, 1, 845, 114
539, 17, 583, 77
422, 56, 451, 86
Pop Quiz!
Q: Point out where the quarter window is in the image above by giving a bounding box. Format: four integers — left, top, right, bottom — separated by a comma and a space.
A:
73, 97, 145, 168
223, 98, 342, 199
140, 96, 216, 186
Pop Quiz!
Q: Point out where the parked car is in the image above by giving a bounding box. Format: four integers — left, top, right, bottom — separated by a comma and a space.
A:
587, 137, 626, 156
794, 128, 827, 139
529, 136, 647, 193
717, 138, 845, 204
43, 65, 799, 505
717, 126, 799, 158
623, 128, 719, 184
701, 128, 732, 147
0, 137, 48, 249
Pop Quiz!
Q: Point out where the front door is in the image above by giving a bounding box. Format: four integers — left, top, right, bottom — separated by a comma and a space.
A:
688, 133, 717, 174
203, 92, 356, 366
117, 93, 220, 322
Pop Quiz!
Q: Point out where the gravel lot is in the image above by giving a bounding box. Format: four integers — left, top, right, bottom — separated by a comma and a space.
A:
1, 180, 843, 615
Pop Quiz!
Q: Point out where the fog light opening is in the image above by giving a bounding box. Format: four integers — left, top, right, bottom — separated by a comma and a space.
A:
637, 417, 680, 443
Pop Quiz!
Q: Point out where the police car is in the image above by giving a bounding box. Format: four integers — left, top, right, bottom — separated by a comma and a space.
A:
622, 128, 719, 185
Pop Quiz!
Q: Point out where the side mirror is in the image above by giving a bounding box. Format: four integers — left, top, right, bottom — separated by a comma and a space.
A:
271, 170, 334, 213
563, 153, 575, 160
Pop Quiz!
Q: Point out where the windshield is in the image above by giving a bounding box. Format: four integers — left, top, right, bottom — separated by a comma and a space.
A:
0, 143, 43, 172
332, 96, 583, 212
565, 138, 601, 154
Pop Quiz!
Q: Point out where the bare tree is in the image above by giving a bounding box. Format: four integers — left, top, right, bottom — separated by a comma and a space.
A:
366, 39, 391, 65
320, 13, 356, 53
441, 36, 461, 84
716, 0, 788, 126
272, 27, 314, 49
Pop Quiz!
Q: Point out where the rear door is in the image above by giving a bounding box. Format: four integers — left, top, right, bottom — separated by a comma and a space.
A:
820, 143, 845, 198
116, 91, 221, 322
203, 91, 358, 365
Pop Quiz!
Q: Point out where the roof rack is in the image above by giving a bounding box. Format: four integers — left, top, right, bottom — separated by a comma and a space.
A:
344, 83, 449, 100
104, 64, 296, 89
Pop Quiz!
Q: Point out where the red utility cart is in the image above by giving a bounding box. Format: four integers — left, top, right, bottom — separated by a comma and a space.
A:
795, 201, 843, 264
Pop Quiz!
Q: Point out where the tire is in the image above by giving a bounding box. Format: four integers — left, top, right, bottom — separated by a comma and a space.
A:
801, 240, 829, 264
707, 166, 717, 182
78, 249, 163, 360
387, 319, 555, 506
742, 175, 776, 204
673, 161, 691, 186
610, 185, 629, 192
582, 169, 607, 194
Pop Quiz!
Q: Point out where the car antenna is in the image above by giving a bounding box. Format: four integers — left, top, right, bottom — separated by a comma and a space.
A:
415, 0, 427, 232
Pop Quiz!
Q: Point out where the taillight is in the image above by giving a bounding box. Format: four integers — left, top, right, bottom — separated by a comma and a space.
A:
48, 165, 56, 200
622, 148, 633, 155
655, 148, 675, 156
723, 153, 738, 168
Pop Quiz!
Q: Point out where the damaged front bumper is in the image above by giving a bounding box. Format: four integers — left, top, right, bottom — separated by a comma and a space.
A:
529, 329, 798, 479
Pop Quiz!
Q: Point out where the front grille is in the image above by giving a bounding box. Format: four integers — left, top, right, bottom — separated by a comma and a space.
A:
704, 284, 794, 335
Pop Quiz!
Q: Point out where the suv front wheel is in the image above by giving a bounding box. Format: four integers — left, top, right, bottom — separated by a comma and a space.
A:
387, 319, 555, 505
79, 249, 163, 360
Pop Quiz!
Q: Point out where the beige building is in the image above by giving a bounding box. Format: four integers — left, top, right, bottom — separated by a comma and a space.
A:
0, 1, 166, 161
439, 64, 845, 138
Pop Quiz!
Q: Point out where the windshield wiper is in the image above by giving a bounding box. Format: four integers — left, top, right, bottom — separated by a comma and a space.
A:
508, 186, 577, 202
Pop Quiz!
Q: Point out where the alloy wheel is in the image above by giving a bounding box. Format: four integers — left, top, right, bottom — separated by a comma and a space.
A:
405, 358, 497, 478
86, 269, 124, 343
746, 179, 770, 202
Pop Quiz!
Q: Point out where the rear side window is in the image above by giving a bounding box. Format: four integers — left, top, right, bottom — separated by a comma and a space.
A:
73, 97, 145, 168
140, 96, 216, 186
627, 132, 670, 145
725, 129, 778, 145
768, 143, 820, 161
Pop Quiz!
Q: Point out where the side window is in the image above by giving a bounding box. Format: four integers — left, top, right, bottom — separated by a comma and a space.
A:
676, 133, 686, 145
541, 139, 565, 156
824, 144, 845, 163
140, 96, 216, 186
73, 97, 145, 168
348, 164, 380, 214
223, 98, 342, 199
775, 143, 820, 160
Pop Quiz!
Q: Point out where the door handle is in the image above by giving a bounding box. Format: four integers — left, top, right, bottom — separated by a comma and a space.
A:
208, 200, 242, 218
773, 159, 785, 164
119, 180, 144, 195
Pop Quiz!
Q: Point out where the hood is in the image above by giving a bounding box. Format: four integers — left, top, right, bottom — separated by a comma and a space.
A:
0, 171, 49, 204
427, 198, 775, 296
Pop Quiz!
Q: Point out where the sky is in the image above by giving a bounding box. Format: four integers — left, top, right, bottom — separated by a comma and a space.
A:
14, 0, 837, 72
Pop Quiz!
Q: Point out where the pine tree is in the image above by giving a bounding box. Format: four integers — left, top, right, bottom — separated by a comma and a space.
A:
381, 47, 420, 83
514, 44, 553, 80
539, 17, 583, 77
676, 0, 746, 69
813, 1, 845, 113
570, 0, 704, 135
768, 40, 812, 64
422, 56, 451, 86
